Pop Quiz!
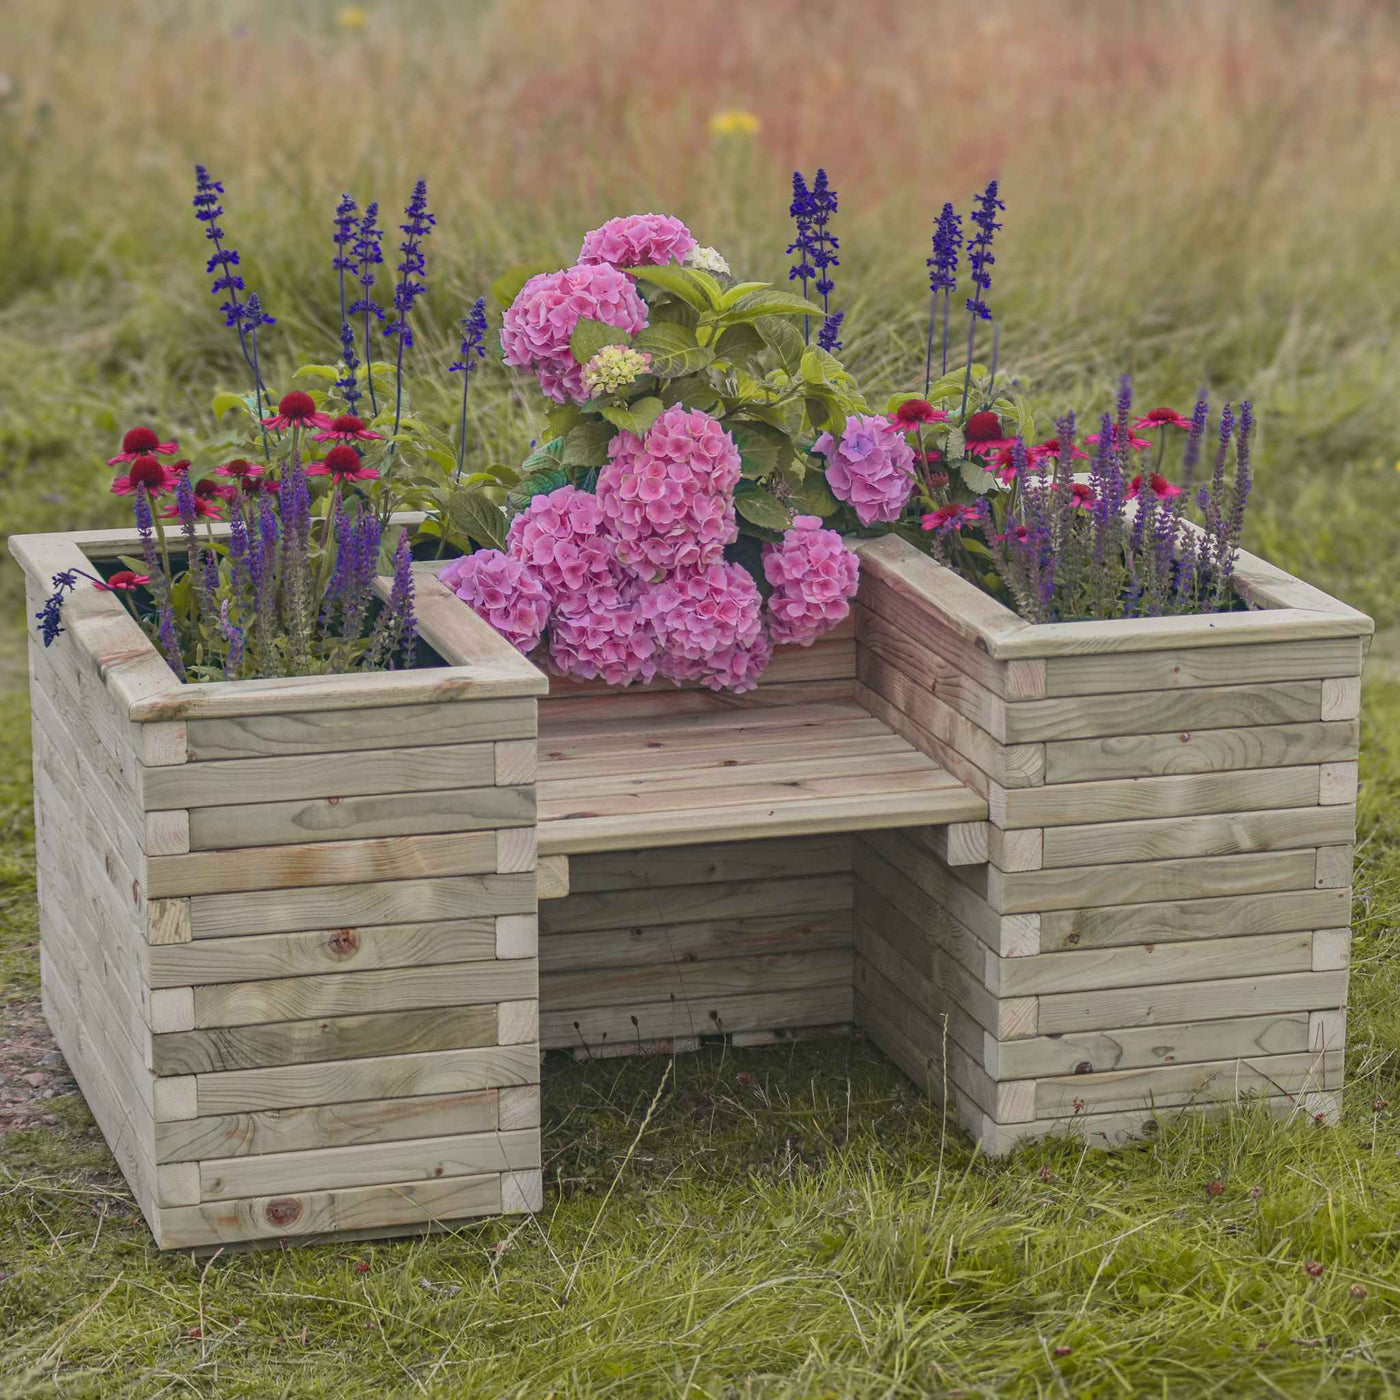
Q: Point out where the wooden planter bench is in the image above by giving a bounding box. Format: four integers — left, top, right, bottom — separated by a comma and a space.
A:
10, 522, 1370, 1248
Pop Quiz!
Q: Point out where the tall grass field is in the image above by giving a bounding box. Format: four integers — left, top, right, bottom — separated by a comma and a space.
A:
2, 0, 1400, 1393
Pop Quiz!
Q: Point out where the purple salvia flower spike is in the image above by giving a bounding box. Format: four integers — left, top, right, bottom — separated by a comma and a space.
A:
925, 201, 962, 393
384, 178, 435, 442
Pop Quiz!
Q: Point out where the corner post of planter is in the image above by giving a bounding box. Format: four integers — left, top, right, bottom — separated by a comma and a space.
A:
849, 534, 1369, 1155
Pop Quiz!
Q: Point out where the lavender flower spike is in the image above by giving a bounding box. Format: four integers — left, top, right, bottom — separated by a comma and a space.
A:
449, 296, 489, 481
332, 192, 359, 325
959, 178, 1006, 416
348, 202, 385, 415
787, 171, 816, 343
925, 201, 961, 393
384, 178, 435, 441
816, 309, 844, 354
808, 169, 840, 318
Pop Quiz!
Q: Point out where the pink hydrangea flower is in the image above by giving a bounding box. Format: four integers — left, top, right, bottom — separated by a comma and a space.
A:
500, 264, 649, 404
762, 515, 861, 646
549, 582, 658, 687
505, 485, 617, 602
578, 213, 697, 271
640, 560, 763, 664
597, 405, 742, 580
664, 629, 774, 694
813, 413, 917, 526
438, 550, 549, 654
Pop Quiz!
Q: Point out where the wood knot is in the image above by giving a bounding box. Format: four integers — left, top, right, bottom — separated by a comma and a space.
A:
1178, 732, 1191, 743
264, 1197, 302, 1228
327, 929, 360, 957
1065, 932, 1081, 945
1074, 1061, 1093, 1075
327, 795, 341, 806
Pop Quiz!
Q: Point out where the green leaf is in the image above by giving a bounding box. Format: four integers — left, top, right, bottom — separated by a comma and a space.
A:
804, 396, 846, 441
634, 324, 715, 377
561, 420, 616, 467
755, 316, 805, 375
292, 364, 341, 382
546, 403, 585, 440
569, 317, 632, 366
598, 396, 664, 438
491, 259, 557, 310
960, 459, 996, 494
212, 391, 254, 419
961, 537, 994, 559
788, 474, 840, 517
716, 280, 772, 309
720, 290, 826, 326
624, 265, 723, 312
666, 375, 722, 414
446, 487, 508, 551
520, 436, 568, 474
713, 323, 765, 368
734, 488, 794, 532
730, 421, 793, 481
506, 467, 569, 514
944, 427, 966, 461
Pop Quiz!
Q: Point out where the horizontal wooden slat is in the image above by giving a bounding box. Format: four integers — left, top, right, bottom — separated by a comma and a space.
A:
1042, 720, 1360, 784
185, 697, 535, 761
146, 918, 501, 989
1035, 969, 1349, 1035
188, 872, 537, 939
150, 830, 499, 898
988, 848, 1319, 914
187, 785, 535, 850
194, 1042, 540, 1115
1042, 638, 1362, 697
153, 1002, 500, 1074
142, 742, 501, 810
1039, 804, 1356, 868
191, 959, 538, 1029
541, 984, 853, 1051
157, 1172, 504, 1248
1005, 681, 1323, 744
565, 835, 853, 894
994, 766, 1322, 829
537, 679, 855, 726
200, 1126, 540, 1201
1037, 886, 1351, 951
154, 1089, 502, 1163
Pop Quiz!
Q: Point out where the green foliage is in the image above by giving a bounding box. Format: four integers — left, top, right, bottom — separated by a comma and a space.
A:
568, 316, 632, 365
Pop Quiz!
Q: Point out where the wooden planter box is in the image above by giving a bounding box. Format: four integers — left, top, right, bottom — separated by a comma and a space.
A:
851, 535, 1371, 1151
11, 525, 549, 1250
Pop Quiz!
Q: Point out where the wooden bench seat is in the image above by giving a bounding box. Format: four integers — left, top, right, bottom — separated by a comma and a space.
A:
537, 700, 988, 856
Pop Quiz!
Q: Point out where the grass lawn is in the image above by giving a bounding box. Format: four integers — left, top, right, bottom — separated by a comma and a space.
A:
4, 1, 1400, 1393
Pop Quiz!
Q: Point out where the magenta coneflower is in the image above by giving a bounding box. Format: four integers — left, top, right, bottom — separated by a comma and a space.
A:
215, 458, 265, 482
111, 455, 179, 497
921, 503, 981, 532
260, 390, 333, 432
1085, 425, 1152, 452
1065, 482, 1097, 509
1127, 472, 1184, 501
94, 570, 151, 592
313, 413, 385, 445
1132, 407, 1193, 432
962, 410, 1017, 457
307, 444, 381, 482
161, 478, 229, 520
107, 426, 179, 465
1032, 436, 1089, 463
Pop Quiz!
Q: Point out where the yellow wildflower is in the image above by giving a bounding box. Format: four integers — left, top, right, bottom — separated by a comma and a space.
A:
337, 6, 369, 28
709, 109, 761, 138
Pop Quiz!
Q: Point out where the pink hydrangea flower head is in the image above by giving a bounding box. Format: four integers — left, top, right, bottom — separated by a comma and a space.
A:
505, 484, 618, 601
663, 628, 774, 694
762, 514, 861, 647
813, 413, 917, 526
596, 405, 742, 580
578, 213, 697, 271
438, 550, 549, 654
549, 582, 658, 687
640, 560, 763, 665
500, 264, 649, 404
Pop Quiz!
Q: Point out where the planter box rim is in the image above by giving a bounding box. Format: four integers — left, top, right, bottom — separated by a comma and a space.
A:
10, 522, 549, 722
855, 535, 1373, 661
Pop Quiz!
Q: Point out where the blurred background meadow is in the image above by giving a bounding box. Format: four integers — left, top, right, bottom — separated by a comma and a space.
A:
3, 0, 1400, 1393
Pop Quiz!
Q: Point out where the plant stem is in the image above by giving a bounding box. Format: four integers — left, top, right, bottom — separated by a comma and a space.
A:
923, 291, 937, 400
363, 304, 379, 417
959, 313, 977, 420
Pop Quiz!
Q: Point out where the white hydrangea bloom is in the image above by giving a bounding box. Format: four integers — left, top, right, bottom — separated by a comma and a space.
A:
685, 245, 731, 276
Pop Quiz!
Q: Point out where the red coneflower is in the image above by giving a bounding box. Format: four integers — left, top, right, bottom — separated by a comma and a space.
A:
161, 478, 230, 520
913, 448, 943, 465
1132, 406, 1193, 432
1032, 436, 1089, 463
107, 425, 179, 465
891, 399, 948, 430
921, 503, 981, 532
307, 444, 381, 482
111, 454, 180, 497
93, 569, 151, 592
993, 523, 1031, 544
962, 410, 1017, 457
1084, 425, 1152, 452
1127, 472, 1184, 501
215, 458, 265, 482
260, 390, 333, 432
313, 413, 385, 445
1064, 482, 1097, 509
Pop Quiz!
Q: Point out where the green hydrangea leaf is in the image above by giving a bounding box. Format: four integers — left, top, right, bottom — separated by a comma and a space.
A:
569, 317, 632, 367
561, 420, 616, 467
734, 487, 794, 531
598, 396, 664, 438
788, 474, 840, 517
